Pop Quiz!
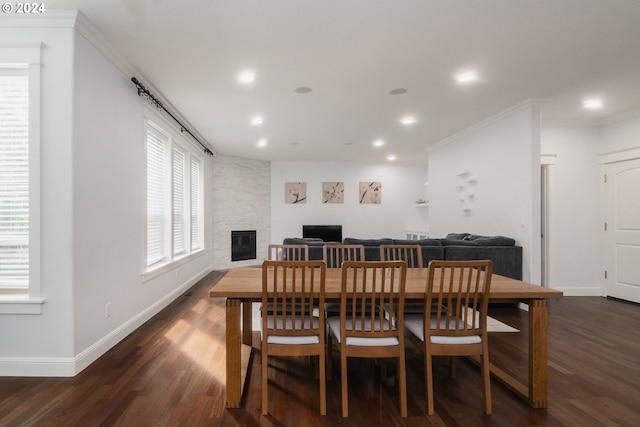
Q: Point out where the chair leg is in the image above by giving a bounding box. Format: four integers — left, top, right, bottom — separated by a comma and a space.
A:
398, 356, 407, 417
450, 356, 457, 379
341, 353, 349, 417
481, 351, 492, 415
380, 358, 388, 381
426, 353, 434, 415
327, 334, 333, 381
319, 349, 327, 415
261, 348, 269, 415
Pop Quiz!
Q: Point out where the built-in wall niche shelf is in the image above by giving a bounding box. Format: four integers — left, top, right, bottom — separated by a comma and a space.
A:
406, 230, 429, 240
457, 171, 478, 213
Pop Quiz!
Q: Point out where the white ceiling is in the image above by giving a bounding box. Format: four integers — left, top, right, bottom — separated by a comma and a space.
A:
47, 0, 640, 163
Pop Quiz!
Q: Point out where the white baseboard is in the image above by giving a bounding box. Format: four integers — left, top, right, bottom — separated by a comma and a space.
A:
552, 286, 603, 297
0, 356, 76, 377
0, 267, 212, 377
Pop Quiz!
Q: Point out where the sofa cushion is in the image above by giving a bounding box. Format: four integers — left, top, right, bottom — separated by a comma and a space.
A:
441, 234, 516, 246
343, 237, 394, 246
393, 239, 442, 247
444, 246, 523, 280
283, 237, 337, 246
445, 233, 471, 240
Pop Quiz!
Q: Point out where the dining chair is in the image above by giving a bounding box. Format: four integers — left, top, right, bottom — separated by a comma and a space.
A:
261, 260, 327, 415
404, 260, 494, 415
380, 244, 425, 319
267, 244, 309, 261
262, 244, 311, 316
323, 244, 365, 318
327, 260, 408, 417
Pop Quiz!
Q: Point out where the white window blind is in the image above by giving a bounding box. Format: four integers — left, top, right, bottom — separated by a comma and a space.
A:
190, 157, 201, 251
0, 69, 29, 291
146, 126, 168, 267
172, 146, 186, 256
144, 114, 205, 275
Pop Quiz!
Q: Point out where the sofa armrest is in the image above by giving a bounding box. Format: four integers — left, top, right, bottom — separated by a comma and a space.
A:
444, 246, 523, 280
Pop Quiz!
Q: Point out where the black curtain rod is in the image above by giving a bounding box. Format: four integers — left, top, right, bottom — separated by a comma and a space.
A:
131, 77, 214, 156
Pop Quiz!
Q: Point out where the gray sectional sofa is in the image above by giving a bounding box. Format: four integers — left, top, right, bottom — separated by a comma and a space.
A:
283, 233, 523, 280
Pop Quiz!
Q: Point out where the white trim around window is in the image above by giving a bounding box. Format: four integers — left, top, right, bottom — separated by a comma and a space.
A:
142, 107, 205, 281
0, 43, 44, 314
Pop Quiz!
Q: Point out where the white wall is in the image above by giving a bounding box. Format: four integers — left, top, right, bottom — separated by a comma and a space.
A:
427, 103, 542, 283
0, 21, 214, 376
599, 113, 640, 154
541, 126, 602, 295
270, 162, 428, 243
0, 26, 76, 372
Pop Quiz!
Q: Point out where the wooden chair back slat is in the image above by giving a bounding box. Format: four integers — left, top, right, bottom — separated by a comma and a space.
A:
262, 260, 325, 337
267, 244, 309, 261
323, 244, 365, 268
380, 244, 423, 268
426, 260, 493, 339
340, 261, 407, 340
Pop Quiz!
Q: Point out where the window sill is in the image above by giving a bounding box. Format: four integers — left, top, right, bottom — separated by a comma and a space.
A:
142, 249, 205, 282
0, 297, 46, 314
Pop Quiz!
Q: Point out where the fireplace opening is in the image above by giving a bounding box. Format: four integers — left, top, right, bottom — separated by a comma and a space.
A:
231, 230, 256, 261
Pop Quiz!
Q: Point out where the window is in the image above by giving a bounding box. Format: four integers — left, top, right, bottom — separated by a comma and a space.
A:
190, 157, 202, 251
144, 114, 204, 274
0, 44, 42, 312
0, 69, 29, 293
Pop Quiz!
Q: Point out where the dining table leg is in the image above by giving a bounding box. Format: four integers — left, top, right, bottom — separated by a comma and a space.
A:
528, 299, 548, 408
242, 301, 253, 346
225, 298, 242, 408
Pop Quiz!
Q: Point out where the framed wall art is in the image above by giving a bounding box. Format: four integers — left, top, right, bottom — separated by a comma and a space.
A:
285, 182, 307, 204
322, 181, 344, 203
359, 181, 381, 204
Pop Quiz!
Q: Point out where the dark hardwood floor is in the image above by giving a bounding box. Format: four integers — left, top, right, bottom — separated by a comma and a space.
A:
1, 270, 639, 426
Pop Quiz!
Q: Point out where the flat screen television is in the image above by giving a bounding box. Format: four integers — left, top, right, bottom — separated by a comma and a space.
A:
303, 225, 342, 242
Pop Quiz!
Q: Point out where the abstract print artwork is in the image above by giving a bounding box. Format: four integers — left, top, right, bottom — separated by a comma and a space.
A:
322, 182, 344, 203
359, 181, 381, 204
285, 182, 307, 204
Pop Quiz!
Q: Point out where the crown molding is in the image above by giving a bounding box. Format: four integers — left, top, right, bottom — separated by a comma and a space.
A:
541, 118, 601, 127
427, 99, 549, 153
542, 106, 640, 128
599, 106, 640, 126
0, 9, 78, 27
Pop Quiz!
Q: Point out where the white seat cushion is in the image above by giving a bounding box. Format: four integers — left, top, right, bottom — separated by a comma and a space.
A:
405, 314, 482, 345
327, 316, 399, 347
262, 315, 320, 345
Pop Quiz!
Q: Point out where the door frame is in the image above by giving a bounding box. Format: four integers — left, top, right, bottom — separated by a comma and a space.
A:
540, 155, 557, 289
599, 147, 640, 299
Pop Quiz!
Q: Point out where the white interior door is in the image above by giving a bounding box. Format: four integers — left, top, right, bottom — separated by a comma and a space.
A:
605, 158, 640, 303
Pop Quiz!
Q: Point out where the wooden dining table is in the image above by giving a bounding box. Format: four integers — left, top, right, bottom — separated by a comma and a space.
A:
209, 266, 563, 410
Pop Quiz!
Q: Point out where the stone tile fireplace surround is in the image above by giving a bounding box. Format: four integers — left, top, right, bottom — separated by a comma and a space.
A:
213, 156, 270, 269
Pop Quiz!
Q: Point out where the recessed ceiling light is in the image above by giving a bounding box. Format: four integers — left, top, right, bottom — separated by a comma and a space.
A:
389, 88, 407, 95
257, 139, 268, 147
294, 86, 312, 94
372, 139, 385, 147
386, 154, 397, 161
582, 98, 603, 110
238, 70, 256, 84
455, 71, 478, 83
400, 116, 416, 125
251, 116, 264, 126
